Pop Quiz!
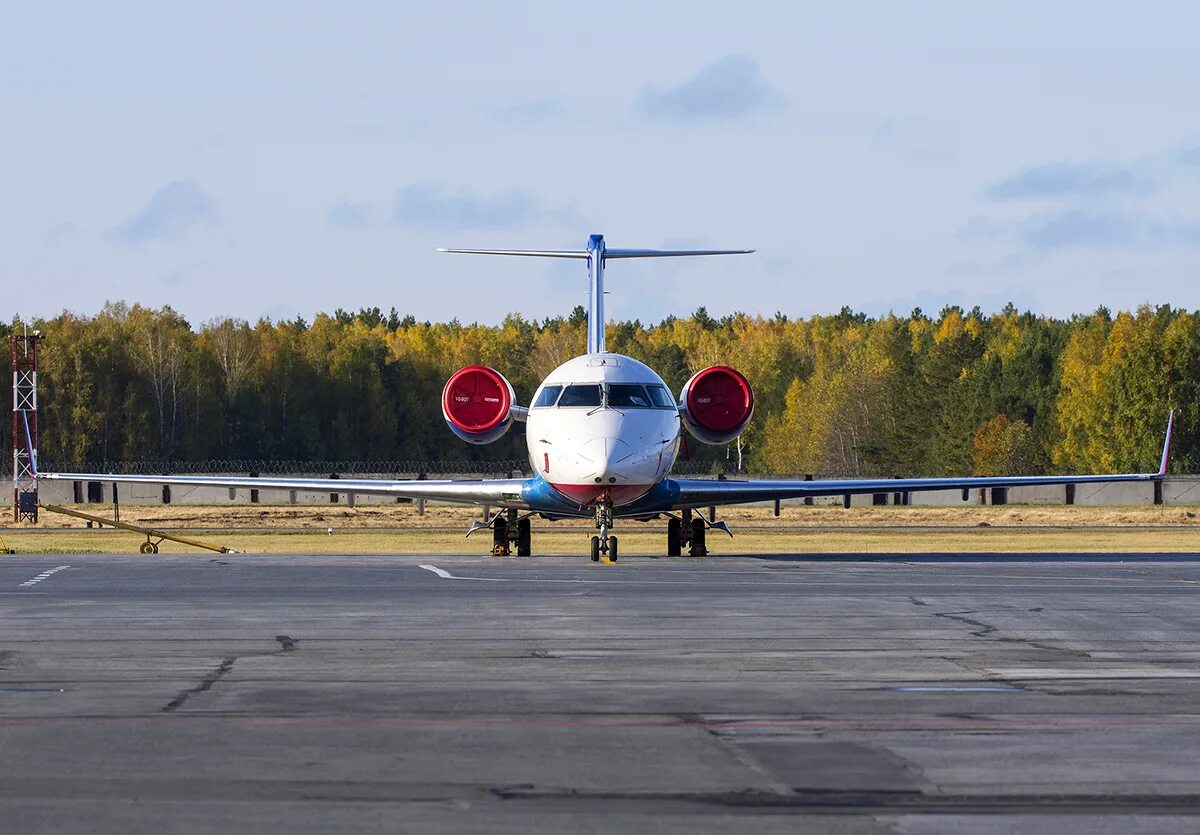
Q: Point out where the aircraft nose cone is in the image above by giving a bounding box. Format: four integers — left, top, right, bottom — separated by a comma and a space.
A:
578, 436, 634, 480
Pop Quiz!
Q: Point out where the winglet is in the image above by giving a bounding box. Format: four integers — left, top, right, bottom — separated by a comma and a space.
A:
1158, 410, 1175, 477
21, 411, 38, 479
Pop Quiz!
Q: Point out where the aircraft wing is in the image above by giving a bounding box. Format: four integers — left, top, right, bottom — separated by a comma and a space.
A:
35, 472, 533, 509
668, 413, 1175, 510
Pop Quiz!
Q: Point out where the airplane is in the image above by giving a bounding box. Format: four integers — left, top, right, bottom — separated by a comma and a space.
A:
37, 233, 1175, 561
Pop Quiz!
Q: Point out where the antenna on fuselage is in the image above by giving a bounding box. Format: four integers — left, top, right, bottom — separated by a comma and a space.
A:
437, 234, 754, 354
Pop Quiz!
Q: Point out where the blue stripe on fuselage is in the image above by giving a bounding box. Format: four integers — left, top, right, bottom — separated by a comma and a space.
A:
618, 478, 681, 516
520, 474, 681, 517
520, 475, 587, 516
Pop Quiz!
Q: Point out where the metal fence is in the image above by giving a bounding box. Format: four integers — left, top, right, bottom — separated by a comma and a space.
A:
40, 459, 532, 476
39, 458, 751, 477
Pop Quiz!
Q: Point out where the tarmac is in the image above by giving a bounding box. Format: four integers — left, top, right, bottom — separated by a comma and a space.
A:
4, 551, 1200, 833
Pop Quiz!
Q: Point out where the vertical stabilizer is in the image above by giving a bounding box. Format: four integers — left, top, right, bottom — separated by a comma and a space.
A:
586, 234, 606, 354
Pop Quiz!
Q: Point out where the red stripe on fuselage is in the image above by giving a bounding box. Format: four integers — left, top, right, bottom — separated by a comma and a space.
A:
549, 482, 654, 507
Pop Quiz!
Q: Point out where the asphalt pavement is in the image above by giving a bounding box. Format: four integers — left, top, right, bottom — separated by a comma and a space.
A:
5, 551, 1200, 833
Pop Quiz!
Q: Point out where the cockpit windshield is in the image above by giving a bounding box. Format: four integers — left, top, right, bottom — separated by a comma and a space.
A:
557, 384, 603, 407
607, 384, 652, 408
646, 385, 675, 409
532, 385, 562, 407
542, 382, 675, 409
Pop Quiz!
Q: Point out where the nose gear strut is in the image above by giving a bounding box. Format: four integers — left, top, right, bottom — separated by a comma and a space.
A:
591, 501, 618, 562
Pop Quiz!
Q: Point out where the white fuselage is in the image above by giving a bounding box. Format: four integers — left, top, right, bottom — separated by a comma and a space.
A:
524, 353, 681, 507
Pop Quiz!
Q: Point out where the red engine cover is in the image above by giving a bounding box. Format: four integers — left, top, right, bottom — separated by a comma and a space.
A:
682, 365, 754, 444
442, 366, 513, 437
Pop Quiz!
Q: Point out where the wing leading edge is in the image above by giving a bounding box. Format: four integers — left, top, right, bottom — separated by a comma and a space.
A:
667, 411, 1175, 510
36, 472, 533, 509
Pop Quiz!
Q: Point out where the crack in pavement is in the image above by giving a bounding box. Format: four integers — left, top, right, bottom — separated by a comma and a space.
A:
162, 635, 301, 712
934, 609, 1092, 667
934, 610, 997, 638
162, 657, 236, 713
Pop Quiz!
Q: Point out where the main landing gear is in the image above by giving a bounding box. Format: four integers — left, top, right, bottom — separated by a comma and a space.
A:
472, 508, 532, 557
471, 506, 727, 561
666, 509, 731, 557
591, 502, 618, 562
667, 508, 706, 557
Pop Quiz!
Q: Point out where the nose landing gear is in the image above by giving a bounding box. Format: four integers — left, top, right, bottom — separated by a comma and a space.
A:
591, 502, 618, 562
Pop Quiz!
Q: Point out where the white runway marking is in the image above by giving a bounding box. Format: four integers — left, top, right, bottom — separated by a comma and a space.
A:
413, 569, 1188, 590
410, 559, 1200, 590
893, 686, 1023, 693
419, 564, 509, 582
19, 565, 70, 587
995, 667, 1200, 680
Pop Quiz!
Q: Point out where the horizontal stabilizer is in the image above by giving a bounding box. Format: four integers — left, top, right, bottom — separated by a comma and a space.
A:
437, 248, 589, 259
605, 248, 755, 259
437, 247, 754, 260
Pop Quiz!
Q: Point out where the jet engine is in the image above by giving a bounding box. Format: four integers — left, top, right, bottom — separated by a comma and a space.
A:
442, 365, 517, 444
679, 365, 754, 445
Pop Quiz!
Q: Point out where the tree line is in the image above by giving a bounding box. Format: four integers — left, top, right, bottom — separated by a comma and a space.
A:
2, 301, 1196, 475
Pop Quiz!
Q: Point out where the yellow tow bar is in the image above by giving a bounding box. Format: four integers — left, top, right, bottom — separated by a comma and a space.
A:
39, 504, 238, 555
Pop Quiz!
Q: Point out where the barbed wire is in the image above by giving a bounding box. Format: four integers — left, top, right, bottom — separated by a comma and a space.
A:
39, 458, 759, 477
40, 459, 1186, 481
40, 459, 532, 476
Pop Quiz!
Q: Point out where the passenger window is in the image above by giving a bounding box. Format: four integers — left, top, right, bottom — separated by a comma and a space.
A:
647, 385, 676, 409
558, 384, 602, 407
532, 385, 562, 408
607, 384, 652, 408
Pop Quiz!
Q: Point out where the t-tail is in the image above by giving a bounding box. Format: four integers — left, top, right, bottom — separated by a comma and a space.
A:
438, 234, 754, 353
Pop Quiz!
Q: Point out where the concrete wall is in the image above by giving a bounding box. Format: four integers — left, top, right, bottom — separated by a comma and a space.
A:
14, 475, 1200, 508
742, 477, 1197, 507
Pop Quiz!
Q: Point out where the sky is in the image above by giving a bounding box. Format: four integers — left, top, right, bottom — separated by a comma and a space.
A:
4, 1, 1200, 327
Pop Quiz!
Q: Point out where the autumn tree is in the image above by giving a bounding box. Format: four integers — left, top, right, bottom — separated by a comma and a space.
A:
11, 300, 1196, 476
972, 414, 1037, 476
200, 317, 257, 455
128, 305, 192, 458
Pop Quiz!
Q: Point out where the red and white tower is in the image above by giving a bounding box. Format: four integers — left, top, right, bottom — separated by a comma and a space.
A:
12, 330, 39, 523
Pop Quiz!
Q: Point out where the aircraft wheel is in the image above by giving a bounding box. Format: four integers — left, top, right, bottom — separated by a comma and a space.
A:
609, 536, 618, 562
492, 519, 510, 556
590, 535, 601, 562
140, 541, 156, 555
667, 518, 682, 556
516, 518, 531, 556
689, 519, 707, 557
